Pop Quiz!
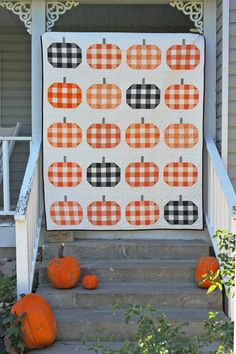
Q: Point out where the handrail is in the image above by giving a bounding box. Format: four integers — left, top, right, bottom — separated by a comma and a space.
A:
15, 138, 41, 220
205, 136, 236, 215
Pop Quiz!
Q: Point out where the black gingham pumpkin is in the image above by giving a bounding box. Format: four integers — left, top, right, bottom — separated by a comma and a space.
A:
164, 196, 198, 225
47, 37, 82, 68
87, 196, 121, 226
87, 119, 121, 148
87, 157, 121, 187
126, 79, 160, 109
166, 39, 200, 70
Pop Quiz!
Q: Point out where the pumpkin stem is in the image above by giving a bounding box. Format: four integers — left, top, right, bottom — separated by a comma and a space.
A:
142, 39, 146, 45
141, 195, 144, 202
103, 38, 106, 44
180, 117, 183, 124
63, 77, 66, 84
179, 156, 183, 163
58, 243, 65, 258
63, 116, 66, 123
181, 78, 184, 85
102, 117, 106, 124
64, 195, 68, 202
63, 156, 67, 163
102, 195, 106, 202
62, 37, 66, 44
182, 39, 186, 46
179, 195, 183, 202
141, 156, 144, 163
141, 117, 145, 124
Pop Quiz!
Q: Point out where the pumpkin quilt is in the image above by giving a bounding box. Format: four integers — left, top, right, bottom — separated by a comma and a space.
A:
42, 32, 205, 230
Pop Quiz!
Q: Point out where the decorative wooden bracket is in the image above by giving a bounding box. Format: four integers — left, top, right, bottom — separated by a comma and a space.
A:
46, 1, 79, 31
170, 1, 203, 34
0, 1, 32, 34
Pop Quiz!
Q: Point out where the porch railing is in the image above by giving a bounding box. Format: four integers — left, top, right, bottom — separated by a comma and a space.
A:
14, 138, 43, 298
205, 135, 236, 319
0, 136, 32, 215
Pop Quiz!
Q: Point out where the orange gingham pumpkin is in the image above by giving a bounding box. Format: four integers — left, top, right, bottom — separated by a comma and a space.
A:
48, 78, 82, 109
125, 119, 160, 148
87, 120, 121, 148
87, 197, 121, 226
125, 158, 159, 187
87, 39, 122, 69
47, 121, 82, 148
48, 161, 82, 187
87, 79, 121, 109
126, 197, 160, 226
164, 122, 198, 148
126, 40, 161, 70
165, 80, 199, 110
50, 198, 83, 226
166, 40, 200, 70
163, 160, 198, 187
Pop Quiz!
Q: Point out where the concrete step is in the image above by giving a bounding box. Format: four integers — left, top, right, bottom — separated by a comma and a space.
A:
38, 282, 222, 310
42, 239, 209, 261
43, 308, 225, 341
39, 259, 197, 283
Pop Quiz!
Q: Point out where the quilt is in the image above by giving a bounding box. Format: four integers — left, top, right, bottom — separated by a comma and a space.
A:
42, 32, 205, 231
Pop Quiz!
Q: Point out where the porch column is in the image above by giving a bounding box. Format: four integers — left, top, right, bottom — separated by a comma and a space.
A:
31, 0, 46, 141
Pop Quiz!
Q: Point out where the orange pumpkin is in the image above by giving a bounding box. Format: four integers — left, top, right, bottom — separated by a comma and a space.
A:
163, 158, 198, 187
47, 243, 80, 289
50, 196, 83, 226
164, 119, 198, 148
125, 157, 159, 187
166, 39, 200, 70
87, 78, 121, 109
126, 118, 160, 148
82, 274, 98, 290
11, 294, 57, 350
87, 118, 121, 148
48, 159, 82, 187
165, 79, 199, 110
195, 256, 220, 289
47, 118, 82, 148
87, 196, 121, 226
87, 38, 122, 69
126, 196, 160, 226
48, 77, 82, 109
126, 39, 161, 70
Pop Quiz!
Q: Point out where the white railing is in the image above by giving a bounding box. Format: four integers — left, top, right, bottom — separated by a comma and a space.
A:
0, 136, 32, 215
205, 135, 236, 320
14, 138, 43, 298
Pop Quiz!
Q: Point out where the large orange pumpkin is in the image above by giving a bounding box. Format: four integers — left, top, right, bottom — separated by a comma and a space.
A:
10, 294, 57, 350
82, 275, 98, 290
47, 243, 80, 289
87, 38, 122, 69
195, 256, 220, 289
163, 158, 198, 187
87, 196, 121, 226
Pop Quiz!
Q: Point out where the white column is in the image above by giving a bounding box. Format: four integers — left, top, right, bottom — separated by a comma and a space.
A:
31, 0, 46, 140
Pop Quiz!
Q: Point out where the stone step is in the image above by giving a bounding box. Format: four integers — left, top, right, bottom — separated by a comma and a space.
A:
42, 239, 209, 261
38, 282, 222, 310
40, 308, 225, 341
39, 259, 197, 283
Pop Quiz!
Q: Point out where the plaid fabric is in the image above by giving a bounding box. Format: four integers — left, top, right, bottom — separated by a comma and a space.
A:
48, 162, 82, 187
126, 200, 160, 226
163, 162, 198, 187
48, 82, 82, 109
126, 123, 160, 148
166, 44, 200, 70
125, 162, 159, 187
87, 83, 121, 109
87, 162, 121, 187
50, 201, 83, 225
87, 43, 122, 69
165, 84, 199, 110
47, 122, 82, 148
164, 123, 198, 148
126, 44, 161, 70
87, 200, 121, 226
164, 200, 198, 225
48, 42, 82, 68
87, 123, 121, 148
126, 84, 160, 109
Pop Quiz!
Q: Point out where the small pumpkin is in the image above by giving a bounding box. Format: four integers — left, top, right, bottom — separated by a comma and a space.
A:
82, 274, 98, 290
47, 243, 80, 289
195, 256, 220, 289
10, 293, 57, 350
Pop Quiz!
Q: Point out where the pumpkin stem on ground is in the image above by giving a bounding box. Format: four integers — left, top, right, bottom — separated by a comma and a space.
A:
58, 243, 65, 258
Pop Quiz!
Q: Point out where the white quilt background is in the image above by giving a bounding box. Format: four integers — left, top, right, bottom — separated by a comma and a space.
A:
42, 32, 204, 230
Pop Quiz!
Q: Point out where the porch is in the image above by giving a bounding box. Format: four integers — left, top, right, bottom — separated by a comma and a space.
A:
0, 1, 235, 347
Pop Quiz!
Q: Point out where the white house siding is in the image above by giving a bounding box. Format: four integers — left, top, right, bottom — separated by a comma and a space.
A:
0, 27, 31, 207
216, 0, 222, 153
228, 0, 236, 190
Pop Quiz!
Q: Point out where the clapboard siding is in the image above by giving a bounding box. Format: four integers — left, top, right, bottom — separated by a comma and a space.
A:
216, 0, 223, 151
0, 28, 31, 208
229, 0, 236, 189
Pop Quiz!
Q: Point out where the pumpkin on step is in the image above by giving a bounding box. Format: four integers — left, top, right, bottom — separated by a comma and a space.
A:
195, 256, 220, 289
82, 274, 98, 290
47, 243, 80, 289
10, 293, 57, 350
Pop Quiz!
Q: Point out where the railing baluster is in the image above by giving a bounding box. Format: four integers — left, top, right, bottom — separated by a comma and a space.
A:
2, 140, 10, 212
